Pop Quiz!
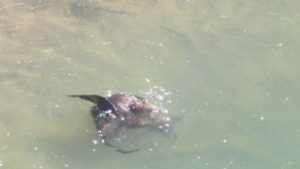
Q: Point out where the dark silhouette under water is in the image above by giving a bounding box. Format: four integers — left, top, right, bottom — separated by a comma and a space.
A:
69, 93, 174, 153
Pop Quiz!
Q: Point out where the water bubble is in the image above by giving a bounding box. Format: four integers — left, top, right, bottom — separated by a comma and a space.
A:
92, 140, 98, 145
106, 90, 112, 97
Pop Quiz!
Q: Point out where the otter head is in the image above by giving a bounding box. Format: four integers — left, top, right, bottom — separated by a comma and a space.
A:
91, 106, 116, 133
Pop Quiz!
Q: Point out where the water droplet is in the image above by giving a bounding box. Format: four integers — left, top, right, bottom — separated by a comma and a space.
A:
92, 140, 98, 145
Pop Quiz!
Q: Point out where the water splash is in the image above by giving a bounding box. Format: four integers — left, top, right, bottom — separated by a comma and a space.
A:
141, 85, 173, 114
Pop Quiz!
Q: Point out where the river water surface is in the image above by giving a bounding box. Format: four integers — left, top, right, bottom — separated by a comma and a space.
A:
0, 0, 300, 169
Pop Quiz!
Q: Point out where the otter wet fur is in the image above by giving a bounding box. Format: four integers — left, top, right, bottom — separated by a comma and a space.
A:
69, 93, 173, 153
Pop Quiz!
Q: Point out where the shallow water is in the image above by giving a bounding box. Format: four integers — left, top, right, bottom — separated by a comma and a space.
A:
1, 0, 300, 169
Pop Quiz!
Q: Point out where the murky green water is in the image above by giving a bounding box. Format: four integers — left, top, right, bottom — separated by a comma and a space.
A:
1, 0, 300, 168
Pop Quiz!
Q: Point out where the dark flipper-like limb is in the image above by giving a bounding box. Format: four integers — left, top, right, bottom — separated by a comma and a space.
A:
105, 141, 140, 154
98, 130, 139, 154
68, 95, 116, 112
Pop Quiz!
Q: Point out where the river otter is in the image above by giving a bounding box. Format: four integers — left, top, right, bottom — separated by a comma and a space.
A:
69, 93, 173, 153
